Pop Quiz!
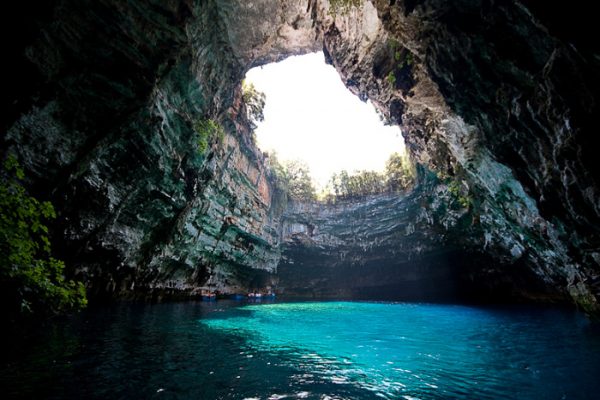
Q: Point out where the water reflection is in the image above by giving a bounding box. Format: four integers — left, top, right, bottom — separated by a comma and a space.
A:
1, 301, 599, 400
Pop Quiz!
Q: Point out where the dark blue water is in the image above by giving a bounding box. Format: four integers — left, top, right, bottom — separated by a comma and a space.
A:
2, 301, 599, 399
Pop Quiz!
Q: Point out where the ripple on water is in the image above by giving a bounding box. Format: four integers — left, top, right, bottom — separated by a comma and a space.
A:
2, 301, 600, 399
202, 302, 600, 400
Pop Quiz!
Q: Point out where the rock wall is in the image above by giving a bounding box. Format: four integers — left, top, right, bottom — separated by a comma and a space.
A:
2, 0, 599, 314
278, 186, 472, 300
278, 172, 560, 303
314, 0, 600, 314
2, 0, 313, 300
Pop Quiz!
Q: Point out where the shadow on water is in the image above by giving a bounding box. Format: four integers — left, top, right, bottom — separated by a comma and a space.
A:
0, 301, 385, 400
2, 300, 600, 399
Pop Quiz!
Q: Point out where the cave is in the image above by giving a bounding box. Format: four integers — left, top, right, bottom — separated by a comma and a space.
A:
3, 0, 596, 312
2, 0, 600, 397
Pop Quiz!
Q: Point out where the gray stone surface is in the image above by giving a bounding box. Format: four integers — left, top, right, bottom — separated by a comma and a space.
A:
3, 0, 599, 314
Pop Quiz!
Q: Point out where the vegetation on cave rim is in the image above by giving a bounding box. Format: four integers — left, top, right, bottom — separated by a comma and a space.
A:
267, 152, 415, 202
0, 155, 87, 320
325, 152, 415, 201
387, 70, 397, 86
241, 80, 267, 145
194, 118, 225, 154
267, 153, 317, 202
242, 80, 266, 131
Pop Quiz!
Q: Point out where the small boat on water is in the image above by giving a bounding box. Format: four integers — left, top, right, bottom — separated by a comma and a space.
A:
247, 291, 276, 300
201, 291, 216, 301
231, 294, 246, 301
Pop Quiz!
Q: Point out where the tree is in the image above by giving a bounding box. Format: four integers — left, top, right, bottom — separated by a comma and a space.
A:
337, 170, 351, 198
324, 152, 415, 200
0, 155, 87, 319
266, 151, 286, 182
266, 153, 316, 202
283, 159, 317, 201
326, 169, 386, 199
384, 152, 414, 191
242, 81, 266, 130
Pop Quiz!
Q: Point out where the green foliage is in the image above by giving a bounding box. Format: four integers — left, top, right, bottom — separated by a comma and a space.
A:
194, 118, 224, 154
387, 40, 414, 88
447, 179, 471, 209
326, 152, 415, 200
268, 152, 415, 202
388, 39, 413, 66
242, 81, 266, 130
285, 160, 317, 201
328, 170, 385, 199
403, 52, 414, 67
267, 151, 287, 183
336, 171, 374, 197
267, 153, 316, 202
384, 152, 415, 191
386, 71, 397, 86
0, 155, 87, 318
329, 0, 362, 15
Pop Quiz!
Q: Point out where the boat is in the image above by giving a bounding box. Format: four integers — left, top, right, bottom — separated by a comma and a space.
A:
247, 292, 262, 301
231, 293, 246, 301
201, 291, 216, 301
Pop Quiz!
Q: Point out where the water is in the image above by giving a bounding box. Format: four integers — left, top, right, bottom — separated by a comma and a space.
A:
2, 301, 599, 399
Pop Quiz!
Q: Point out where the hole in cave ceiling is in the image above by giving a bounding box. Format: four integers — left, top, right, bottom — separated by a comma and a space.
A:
244, 52, 406, 192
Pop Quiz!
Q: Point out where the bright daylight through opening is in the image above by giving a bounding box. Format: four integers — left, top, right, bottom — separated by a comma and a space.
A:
245, 52, 406, 193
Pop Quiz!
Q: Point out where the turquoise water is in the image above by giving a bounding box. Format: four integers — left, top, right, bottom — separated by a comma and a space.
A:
2, 301, 599, 399
202, 302, 600, 399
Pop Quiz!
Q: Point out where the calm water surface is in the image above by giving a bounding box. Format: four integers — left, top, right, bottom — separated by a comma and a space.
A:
2, 301, 599, 399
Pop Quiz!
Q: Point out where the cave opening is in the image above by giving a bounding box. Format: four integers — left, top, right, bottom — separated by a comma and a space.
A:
244, 52, 410, 199
239, 53, 441, 302
3, 0, 600, 397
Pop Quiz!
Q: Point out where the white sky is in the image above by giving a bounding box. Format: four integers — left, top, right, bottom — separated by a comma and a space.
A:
245, 52, 405, 189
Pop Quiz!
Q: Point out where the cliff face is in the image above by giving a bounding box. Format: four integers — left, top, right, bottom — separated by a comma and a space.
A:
311, 0, 600, 313
279, 173, 558, 303
3, 1, 599, 314
3, 0, 309, 299
278, 183, 474, 300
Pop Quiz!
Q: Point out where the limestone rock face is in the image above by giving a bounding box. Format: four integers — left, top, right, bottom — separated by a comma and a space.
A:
278, 182, 476, 300
3, 0, 302, 299
3, 0, 599, 314
311, 0, 599, 313
278, 173, 560, 303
